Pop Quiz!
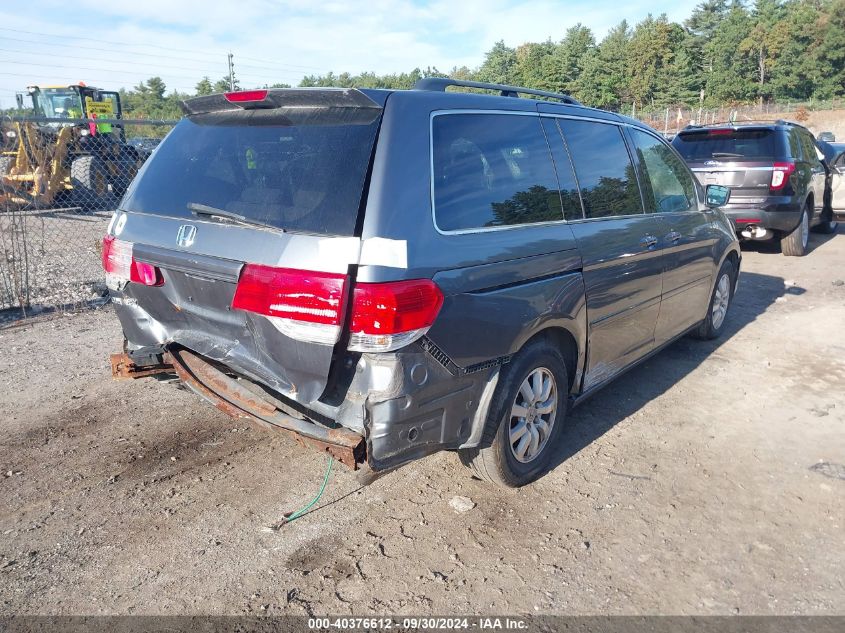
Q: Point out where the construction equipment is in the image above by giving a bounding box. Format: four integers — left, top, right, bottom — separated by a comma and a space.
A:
0, 83, 142, 211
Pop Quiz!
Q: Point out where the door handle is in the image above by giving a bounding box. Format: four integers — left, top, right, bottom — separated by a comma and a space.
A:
666, 230, 682, 243
639, 235, 658, 250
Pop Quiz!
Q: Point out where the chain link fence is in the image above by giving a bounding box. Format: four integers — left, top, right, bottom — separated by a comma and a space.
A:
0, 116, 176, 319
2, 100, 842, 319
635, 99, 845, 138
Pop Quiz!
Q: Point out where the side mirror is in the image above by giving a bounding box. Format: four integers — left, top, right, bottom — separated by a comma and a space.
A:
705, 184, 730, 208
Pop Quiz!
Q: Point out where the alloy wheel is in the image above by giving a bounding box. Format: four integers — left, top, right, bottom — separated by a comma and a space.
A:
711, 272, 731, 330
508, 367, 557, 464
801, 210, 809, 248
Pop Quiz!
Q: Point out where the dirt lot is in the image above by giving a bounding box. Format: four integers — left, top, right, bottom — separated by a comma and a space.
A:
798, 109, 845, 141
1, 231, 844, 616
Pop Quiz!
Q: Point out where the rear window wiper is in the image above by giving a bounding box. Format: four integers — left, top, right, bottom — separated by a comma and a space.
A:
187, 202, 280, 231
710, 152, 743, 158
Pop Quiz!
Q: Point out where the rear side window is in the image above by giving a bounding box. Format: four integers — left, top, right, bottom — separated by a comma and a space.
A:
558, 119, 643, 219
540, 117, 586, 221
672, 128, 777, 160
122, 116, 380, 236
630, 129, 697, 213
798, 130, 820, 163
432, 113, 563, 231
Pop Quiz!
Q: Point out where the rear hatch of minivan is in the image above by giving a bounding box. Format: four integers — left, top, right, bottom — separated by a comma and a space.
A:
106, 89, 385, 405
672, 127, 785, 204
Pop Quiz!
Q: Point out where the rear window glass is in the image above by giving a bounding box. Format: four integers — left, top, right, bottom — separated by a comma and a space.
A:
432, 113, 563, 231
558, 119, 643, 219
121, 115, 380, 236
672, 129, 777, 160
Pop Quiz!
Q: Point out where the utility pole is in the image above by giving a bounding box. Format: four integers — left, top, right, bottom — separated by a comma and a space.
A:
228, 52, 235, 91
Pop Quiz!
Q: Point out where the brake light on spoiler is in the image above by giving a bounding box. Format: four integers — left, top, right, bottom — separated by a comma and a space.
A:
224, 90, 269, 104
102, 235, 163, 287
231, 264, 444, 352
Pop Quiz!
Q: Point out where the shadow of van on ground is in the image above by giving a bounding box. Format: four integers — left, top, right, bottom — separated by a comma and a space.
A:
543, 270, 791, 479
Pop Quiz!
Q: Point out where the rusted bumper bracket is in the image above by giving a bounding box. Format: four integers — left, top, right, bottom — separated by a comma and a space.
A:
110, 353, 175, 379
109, 350, 366, 469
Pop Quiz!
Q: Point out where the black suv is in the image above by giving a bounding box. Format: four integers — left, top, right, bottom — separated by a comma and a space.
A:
672, 121, 837, 256
105, 79, 739, 487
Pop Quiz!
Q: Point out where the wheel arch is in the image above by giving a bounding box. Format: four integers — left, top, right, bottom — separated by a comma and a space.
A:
512, 323, 582, 395
716, 244, 741, 293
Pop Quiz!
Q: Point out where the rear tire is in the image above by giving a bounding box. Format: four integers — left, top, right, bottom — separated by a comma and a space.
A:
692, 259, 735, 340
781, 205, 809, 256
458, 341, 568, 488
70, 156, 114, 211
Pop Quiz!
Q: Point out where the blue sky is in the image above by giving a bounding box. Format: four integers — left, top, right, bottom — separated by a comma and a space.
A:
0, 0, 701, 108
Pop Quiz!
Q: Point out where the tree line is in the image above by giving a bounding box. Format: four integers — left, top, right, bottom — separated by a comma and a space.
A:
296, 0, 845, 112
9, 0, 844, 121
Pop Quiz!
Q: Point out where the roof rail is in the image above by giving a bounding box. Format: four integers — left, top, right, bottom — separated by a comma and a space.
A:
413, 77, 583, 106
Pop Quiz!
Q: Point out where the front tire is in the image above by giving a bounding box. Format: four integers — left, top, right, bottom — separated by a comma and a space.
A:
459, 341, 568, 488
71, 156, 114, 211
692, 259, 735, 340
781, 205, 810, 256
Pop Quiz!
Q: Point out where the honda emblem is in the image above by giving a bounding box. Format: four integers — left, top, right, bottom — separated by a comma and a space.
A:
176, 224, 197, 247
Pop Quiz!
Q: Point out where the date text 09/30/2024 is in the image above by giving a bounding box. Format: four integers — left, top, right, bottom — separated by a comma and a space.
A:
308, 617, 528, 630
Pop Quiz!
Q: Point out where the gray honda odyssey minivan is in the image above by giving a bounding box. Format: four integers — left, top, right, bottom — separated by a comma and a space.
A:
105, 79, 740, 487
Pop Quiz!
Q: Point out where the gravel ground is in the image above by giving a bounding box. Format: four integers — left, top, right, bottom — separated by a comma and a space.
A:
1, 230, 844, 616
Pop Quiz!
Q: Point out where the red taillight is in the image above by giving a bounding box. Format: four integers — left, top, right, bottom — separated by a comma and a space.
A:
224, 90, 268, 103
102, 235, 130, 277
231, 265, 444, 351
131, 261, 163, 287
348, 279, 444, 352
102, 235, 163, 287
771, 161, 795, 191
708, 128, 734, 136
232, 264, 347, 345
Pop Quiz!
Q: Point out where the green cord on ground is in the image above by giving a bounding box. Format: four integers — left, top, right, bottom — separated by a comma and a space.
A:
283, 455, 334, 524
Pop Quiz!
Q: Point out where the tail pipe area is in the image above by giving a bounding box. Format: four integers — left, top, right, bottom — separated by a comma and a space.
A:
109, 349, 367, 470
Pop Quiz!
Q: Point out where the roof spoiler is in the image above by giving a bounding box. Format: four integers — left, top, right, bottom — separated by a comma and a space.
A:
683, 119, 804, 130
181, 88, 383, 125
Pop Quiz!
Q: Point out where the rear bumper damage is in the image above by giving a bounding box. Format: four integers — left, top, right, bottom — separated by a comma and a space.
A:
111, 349, 366, 470
111, 344, 496, 473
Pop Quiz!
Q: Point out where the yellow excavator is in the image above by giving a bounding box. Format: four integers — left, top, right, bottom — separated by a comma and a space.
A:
0, 83, 142, 210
